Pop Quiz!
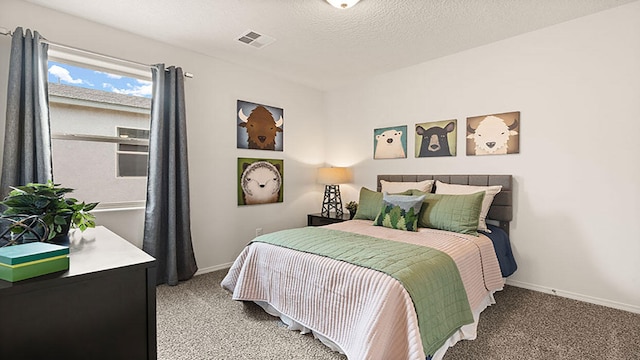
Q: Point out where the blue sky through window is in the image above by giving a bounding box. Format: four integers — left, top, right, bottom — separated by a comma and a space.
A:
47, 61, 152, 98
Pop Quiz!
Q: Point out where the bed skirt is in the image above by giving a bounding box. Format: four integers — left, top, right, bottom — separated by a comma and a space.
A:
254, 289, 498, 360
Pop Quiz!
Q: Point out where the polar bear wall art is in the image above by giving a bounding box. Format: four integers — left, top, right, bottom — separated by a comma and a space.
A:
374, 126, 407, 159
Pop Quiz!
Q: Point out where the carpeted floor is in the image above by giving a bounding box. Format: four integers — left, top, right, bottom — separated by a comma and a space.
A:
156, 269, 640, 360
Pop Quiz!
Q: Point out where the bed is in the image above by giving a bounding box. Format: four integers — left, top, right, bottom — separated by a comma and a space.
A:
222, 174, 516, 360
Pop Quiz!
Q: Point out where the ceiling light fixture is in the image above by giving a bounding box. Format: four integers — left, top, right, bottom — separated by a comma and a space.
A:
326, 0, 361, 9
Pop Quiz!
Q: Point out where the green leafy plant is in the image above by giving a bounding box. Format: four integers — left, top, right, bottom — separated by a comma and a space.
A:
0, 181, 99, 241
345, 201, 358, 213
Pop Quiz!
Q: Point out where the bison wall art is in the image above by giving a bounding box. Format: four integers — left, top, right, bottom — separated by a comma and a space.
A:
373, 125, 407, 159
466, 111, 520, 156
415, 120, 457, 157
238, 158, 284, 206
237, 100, 284, 151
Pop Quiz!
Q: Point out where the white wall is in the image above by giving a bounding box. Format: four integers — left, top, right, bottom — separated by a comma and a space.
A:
0, 0, 326, 272
325, 2, 640, 313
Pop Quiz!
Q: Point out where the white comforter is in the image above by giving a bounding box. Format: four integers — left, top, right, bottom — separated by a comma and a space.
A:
221, 220, 504, 360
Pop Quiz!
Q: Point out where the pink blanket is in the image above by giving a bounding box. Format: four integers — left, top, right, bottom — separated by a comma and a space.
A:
222, 220, 504, 360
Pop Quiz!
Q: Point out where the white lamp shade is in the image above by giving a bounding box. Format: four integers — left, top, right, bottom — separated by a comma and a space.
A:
326, 0, 361, 9
317, 167, 352, 185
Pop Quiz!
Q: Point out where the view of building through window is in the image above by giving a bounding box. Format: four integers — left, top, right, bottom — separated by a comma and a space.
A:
48, 60, 152, 207
117, 127, 150, 177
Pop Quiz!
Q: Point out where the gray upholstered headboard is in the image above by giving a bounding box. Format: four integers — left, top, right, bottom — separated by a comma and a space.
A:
377, 174, 513, 235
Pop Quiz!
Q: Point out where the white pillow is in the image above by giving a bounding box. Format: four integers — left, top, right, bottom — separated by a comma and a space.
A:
434, 180, 502, 232
380, 179, 434, 194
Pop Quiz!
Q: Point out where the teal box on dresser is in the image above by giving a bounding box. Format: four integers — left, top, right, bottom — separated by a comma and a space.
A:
0, 242, 70, 282
0, 242, 69, 265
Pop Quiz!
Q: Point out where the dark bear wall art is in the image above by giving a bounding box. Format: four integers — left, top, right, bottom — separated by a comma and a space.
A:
415, 120, 457, 157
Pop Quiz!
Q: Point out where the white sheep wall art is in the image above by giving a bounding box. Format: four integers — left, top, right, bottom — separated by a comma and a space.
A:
373, 125, 407, 159
466, 111, 520, 156
237, 158, 283, 205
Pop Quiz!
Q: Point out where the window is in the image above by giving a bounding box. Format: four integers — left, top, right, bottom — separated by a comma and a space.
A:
47, 56, 152, 208
117, 127, 149, 177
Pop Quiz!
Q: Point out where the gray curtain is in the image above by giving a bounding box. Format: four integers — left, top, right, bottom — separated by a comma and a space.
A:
143, 64, 197, 286
1, 27, 52, 196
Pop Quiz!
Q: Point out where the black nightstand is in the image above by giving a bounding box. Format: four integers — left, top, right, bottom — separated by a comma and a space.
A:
307, 213, 352, 226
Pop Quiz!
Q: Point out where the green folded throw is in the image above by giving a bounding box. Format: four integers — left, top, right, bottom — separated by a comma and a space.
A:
253, 227, 473, 357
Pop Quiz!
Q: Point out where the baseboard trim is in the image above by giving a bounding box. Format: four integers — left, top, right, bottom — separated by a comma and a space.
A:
195, 262, 233, 276
506, 279, 640, 314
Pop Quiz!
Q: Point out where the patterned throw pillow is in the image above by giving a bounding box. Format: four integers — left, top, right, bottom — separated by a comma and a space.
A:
373, 193, 425, 231
353, 187, 412, 221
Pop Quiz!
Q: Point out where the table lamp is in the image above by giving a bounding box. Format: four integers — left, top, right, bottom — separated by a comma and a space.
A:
317, 167, 352, 218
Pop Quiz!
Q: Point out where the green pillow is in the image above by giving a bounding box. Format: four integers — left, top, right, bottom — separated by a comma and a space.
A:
411, 190, 485, 236
373, 193, 425, 231
353, 187, 412, 221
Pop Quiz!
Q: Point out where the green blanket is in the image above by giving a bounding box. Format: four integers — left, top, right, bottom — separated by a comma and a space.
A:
253, 227, 473, 357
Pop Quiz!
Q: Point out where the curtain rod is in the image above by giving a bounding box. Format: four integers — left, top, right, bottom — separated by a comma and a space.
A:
0, 26, 194, 78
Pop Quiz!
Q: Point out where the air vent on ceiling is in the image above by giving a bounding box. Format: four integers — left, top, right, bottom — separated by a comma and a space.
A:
237, 30, 276, 49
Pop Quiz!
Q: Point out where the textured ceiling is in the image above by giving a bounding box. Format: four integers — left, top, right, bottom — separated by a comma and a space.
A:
25, 0, 637, 91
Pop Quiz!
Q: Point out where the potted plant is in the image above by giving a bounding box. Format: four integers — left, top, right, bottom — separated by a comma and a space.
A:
345, 201, 358, 219
0, 181, 99, 243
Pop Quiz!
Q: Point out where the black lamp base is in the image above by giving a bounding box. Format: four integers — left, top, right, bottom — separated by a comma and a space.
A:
321, 185, 343, 217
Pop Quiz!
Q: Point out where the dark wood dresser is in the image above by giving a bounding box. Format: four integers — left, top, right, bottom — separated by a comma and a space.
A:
0, 226, 157, 360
